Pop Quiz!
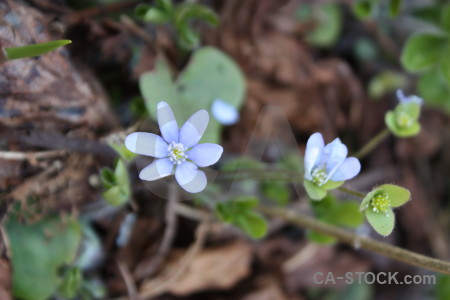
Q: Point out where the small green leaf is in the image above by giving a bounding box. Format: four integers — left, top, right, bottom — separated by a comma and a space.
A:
215, 202, 234, 222
155, 0, 174, 14
236, 211, 268, 239
368, 71, 407, 99
360, 189, 378, 211
100, 168, 116, 189
307, 230, 337, 244
174, 3, 219, 28
262, 181, 289, 205
306, 3, 342, 47
388, 0, 402, 17
378, 184, 410, 207
304, 179, 327, 200
177, 24, 200, 50
332, 202, 365, 228
321, 180, 344, 191
365, 207, 395, 236
440, 52, 450, 85
233, 196, 259, 210
4, 40, 71, 60
418, 70, 450, 111
352, 0, 374, 19
396, 102, 421, 121
114, 159, 130, 192
102, 186, 129, 206
441, 4, 450, 33
58, 267, 83, 299
143, 7, 171, 23
412, 6, 441, 26
110, 143, 136, 162
401, 33, 448, 72
385, 110, 421, 137
436, 275, 450, 300
6, 217, 82, 300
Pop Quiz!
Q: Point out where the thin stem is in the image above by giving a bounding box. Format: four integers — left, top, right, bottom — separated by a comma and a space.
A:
354, 128, 390, 159
259, 205, 450, 275
338, 186, 365, 198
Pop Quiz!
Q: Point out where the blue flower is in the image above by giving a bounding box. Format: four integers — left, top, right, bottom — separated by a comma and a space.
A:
211, 98, 240, 125
396, 89, 423, 105
125, 102, 223, 193
304, 133, 361, 186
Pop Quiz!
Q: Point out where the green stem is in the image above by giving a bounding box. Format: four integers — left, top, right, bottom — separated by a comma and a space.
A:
354, 128, 390, 159
259, 205, 450, 275
338, 186, 365, 198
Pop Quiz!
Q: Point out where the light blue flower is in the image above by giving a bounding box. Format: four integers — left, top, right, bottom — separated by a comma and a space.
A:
396, 89, 423, 105
304, 133, 361, 186
211, 98, 240, 125
125, 101, 223, 193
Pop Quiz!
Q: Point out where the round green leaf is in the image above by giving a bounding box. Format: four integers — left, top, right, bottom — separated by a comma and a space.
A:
304, 179, 327, 200
360, 188, 378, 211
331, 202, 365, 228
385, 110, 421, 137
378, 184, 410, 207
418, 70, 450, 111
352, 0, 374, 19
365, 207, 395, 236
6, 217, 82, 300
401, 33, 448, 72
236, 211, 268, 239
321, 180, 344, 191
306, 3, 342, 47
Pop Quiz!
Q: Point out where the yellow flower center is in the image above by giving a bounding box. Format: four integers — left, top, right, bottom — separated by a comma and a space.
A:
168, 142, 187, 165
370, 192, 391, 213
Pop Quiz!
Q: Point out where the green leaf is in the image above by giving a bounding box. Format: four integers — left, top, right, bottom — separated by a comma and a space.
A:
156, 0, 174, 14
360, 189, 377, 211
436, 275, 450, 300
307, 230, 337, 244
100, 168, 116, 189
332, 202, 364, 228
441, 4, 450, 33
388, 0, 402, 17
262, 181, 289, 205
6, 217, 82, 300
114, 159, 130, 193
440, 51, 450, 85
236, 211, 268, 239
233, 196, 259, 210
321, 180, 344, 191
368, 71, 407, 99
306, 3, 342, 47
304, 179, 327, 200
215, 202, 234, 222
417, 70, 450, 111
352, 0, 374, 19
396, 102, 421, 121
365, 207, 395, 236
385, 110, 421, 138
58, 267, 83, 299
103, 186, 129, 206
142, 7, 171, 23
139, 47, 246, 144
412, 6, 441, 26
378, 184, 410, 207
4, 40, 71, 61
174, 4, 219, 29
110, 143, 136, 162
401, 33, 448, 72
177, 24, 200, 50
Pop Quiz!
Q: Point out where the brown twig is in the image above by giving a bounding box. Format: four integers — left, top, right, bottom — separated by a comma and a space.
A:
259, 205, 450, 275
117, 261, 139, 300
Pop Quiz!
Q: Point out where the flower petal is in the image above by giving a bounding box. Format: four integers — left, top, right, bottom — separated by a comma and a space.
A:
157, 101, 179, 143
330, 157, 361, 182
323, 138, 348, 180
175, 161, 207, 193
187, 143, 223, 167
125, 132, 168, 158
304, 133, 324, 179
179, 110, 209, 148
211, 99, 239, 125
139, 158, 174, 181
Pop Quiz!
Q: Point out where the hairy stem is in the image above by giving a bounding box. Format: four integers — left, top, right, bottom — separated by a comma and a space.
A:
259, 205, 450, 275
354, 128, 391, 159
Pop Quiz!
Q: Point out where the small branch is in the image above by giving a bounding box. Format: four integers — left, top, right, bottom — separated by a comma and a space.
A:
259, 205, 450, 275
143, 182, 179, 277
354, 128, 390, 160
0, 150, 66, 161
117, 261, 139, 300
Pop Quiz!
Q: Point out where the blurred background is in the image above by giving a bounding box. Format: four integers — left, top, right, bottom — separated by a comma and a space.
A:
1, 0, 450, 299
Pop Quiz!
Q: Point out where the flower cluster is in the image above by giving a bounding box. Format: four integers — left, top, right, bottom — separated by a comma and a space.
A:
385, 89, 423, 137
303, 133, 361, 200
360, 184, 411, 236
125, 101, 223, 193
